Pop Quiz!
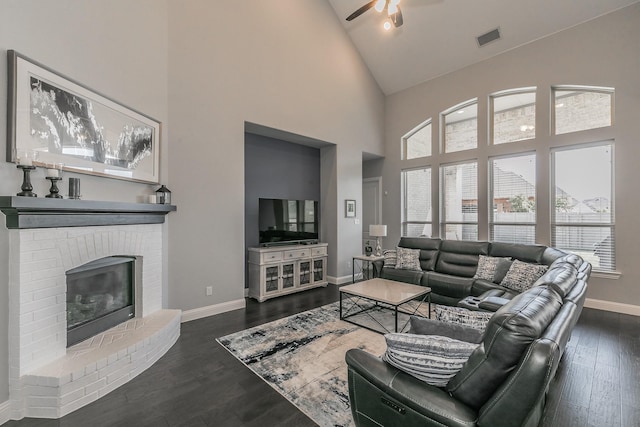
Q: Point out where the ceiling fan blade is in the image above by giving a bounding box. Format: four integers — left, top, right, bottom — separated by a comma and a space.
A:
390, 5, 403, 27
346, 0, 376, 21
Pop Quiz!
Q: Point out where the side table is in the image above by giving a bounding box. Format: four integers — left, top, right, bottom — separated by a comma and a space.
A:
352, 254, 384, 283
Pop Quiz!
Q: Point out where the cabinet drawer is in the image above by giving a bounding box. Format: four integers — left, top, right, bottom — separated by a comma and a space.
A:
261, 252, 283, 262
283, 249, 310, 260
311, 247, 327, 256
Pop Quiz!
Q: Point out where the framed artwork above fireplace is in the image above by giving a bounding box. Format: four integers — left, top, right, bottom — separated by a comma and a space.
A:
6, 50, 161, 183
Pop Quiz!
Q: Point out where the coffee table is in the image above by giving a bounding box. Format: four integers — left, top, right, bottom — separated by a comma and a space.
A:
339, 278, 431, 334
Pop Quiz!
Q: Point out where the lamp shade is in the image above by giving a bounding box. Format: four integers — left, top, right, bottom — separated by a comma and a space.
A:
369, 224, 387, 237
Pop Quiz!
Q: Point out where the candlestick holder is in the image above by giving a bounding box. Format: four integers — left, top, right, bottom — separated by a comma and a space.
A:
45, 176, 63, 198
16, 165, 37, 197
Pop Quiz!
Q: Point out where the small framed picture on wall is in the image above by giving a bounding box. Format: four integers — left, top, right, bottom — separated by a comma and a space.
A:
345, 199, 356, 218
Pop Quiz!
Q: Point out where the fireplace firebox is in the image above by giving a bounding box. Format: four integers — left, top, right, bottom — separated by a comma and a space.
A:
66, 256, 136, 347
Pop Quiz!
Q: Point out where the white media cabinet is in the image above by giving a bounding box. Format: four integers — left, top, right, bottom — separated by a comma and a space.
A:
248, 243, 328, 302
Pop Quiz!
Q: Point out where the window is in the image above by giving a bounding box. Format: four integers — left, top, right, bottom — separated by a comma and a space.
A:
553, 87, 613, 135
552, 142, 614, 271
491, 89, 536, 145
442, 100, 477, 153
441, 161, 477, 240
403, 120, 431, 159
402, 168, 432, 237
489, 154, 536, 244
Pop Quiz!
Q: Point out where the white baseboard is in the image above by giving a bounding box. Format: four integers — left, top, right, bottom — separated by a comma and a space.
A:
327, 275, 353, 286
0, 399, 10, 425
584, 298, 640, 316
181, 298, 246, 323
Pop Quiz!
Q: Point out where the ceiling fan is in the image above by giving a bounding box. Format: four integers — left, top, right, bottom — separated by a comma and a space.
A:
346, 0, 403, 29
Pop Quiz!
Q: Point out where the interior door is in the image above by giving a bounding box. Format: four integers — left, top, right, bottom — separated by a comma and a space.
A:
362, 177, 382, 252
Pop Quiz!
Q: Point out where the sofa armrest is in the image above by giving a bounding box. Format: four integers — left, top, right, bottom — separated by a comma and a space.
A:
409, 316, 484, 344
346, 348, 477, 427
478, 296, 511, 311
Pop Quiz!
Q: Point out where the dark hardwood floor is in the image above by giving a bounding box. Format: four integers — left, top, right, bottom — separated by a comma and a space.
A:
6, 285, 640, 427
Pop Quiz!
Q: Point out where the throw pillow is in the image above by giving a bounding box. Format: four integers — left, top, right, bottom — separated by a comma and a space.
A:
500, 259, 549, 292
396, 247, 422, 271
493, 257, 513, 284
382, 333, 478, 387
473, 255, 512, 282
434, 305, 493, 330
383, 249, 397, 269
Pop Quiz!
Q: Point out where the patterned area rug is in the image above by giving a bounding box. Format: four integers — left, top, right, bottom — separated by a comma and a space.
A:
217, 302, 395, 427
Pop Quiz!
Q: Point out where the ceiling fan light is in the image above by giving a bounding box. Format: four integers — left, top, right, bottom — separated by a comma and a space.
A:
383, 20, 392, 30
388, 3, 398, 15
374, 0, 387, 13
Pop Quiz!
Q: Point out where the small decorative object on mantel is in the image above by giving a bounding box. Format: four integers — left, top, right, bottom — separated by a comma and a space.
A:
45, 163, 63, 198
68, 177, 81, 199
16, 152, 37, 197
155, 185, 171, 204
16, 164, 36, 197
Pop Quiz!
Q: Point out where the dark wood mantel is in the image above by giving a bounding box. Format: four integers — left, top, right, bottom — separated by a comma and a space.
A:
0, 196, 176, 229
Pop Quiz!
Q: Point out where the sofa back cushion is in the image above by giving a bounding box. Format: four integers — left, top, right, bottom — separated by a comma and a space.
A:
434, 240, 489, 277
398, 237, 442, 271
533, 262, 578, 298
489, 242, 546, 264
445, 286, 562, 410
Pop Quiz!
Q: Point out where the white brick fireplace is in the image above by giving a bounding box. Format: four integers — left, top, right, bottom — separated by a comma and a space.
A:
0, 198, 180, 420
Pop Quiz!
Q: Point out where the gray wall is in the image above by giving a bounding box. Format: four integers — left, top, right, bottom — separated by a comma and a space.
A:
244, 133, 321, 285
167, 0, 385, 310
0, 0, 170, 406
382, 4, 640, 308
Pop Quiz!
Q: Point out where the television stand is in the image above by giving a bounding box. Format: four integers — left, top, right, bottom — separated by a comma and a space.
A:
248, 243, 328, 302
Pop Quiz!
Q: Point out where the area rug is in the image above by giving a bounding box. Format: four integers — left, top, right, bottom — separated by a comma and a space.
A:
216, 301, 414, 427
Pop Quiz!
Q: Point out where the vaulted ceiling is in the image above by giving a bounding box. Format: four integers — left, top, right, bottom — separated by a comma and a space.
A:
327, 0, 640, 95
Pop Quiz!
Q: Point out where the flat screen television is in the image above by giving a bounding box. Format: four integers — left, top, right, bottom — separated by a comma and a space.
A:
259, 198, 319, 246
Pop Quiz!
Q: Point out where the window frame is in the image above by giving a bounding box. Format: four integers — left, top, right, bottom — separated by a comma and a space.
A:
551, 85, 615, 135
488, 152, 537, 244
402, 118, 432, 160
440, 98, 478, 154
440, 160, 478, 241
550, 140, 616, 272
489, 87, 537, 146
401, 166, 433, 237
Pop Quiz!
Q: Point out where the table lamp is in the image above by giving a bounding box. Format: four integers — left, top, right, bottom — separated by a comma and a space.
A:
369, 224, 387, 257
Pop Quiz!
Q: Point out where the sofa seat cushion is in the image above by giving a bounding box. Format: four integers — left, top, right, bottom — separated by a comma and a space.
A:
382, 333, 479, 387
500, 260, 548, 292
446, 286, 563, 410
434, 305, 492, 330
425, 272, 473, 298
381, 267, 423, 285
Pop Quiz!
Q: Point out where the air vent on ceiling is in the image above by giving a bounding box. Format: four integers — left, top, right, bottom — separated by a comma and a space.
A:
477, 28, 501, 47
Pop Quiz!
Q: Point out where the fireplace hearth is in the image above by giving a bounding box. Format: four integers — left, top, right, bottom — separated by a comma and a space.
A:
66, 256, 136, 347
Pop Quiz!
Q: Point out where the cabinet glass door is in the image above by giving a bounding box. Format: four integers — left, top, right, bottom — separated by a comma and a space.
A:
282, 262, 295, 289
313, 259, 325, 282
299, 261, 311, 286
265, 265, 279, 293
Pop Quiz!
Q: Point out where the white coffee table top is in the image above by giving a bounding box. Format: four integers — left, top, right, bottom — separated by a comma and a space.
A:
340, 278, 431, 306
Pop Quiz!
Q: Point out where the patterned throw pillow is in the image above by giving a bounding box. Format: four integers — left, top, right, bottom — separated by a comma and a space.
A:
500, 259, 549, 292
383, 249, 397, 269
473, 255, 512, 282
395, 247, 422, 271
382, 333, 478, 387
434, 305, 493, 330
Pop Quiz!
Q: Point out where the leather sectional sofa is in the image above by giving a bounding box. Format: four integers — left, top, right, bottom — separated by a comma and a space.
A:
346, 237, 592, 427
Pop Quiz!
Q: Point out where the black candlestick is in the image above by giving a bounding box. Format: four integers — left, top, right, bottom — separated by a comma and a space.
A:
45, 176, 63, 198
17, 165, 37, 197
